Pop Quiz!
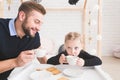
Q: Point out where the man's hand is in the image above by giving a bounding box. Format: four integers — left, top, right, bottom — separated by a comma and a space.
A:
15, 50, 35, 67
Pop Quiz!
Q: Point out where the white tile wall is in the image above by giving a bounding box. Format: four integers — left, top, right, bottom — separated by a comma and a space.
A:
102, 0, 120, 56
3, 0, 21, 18
40, 10, 82, 52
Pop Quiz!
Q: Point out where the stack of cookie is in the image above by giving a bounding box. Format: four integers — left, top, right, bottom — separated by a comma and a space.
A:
46, 67, 61, 75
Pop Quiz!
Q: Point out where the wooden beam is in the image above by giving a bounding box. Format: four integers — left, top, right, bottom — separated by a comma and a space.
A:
82, 0, 87, 50
0, 1, 4, 17
46, 8, 83, 11
97, 0, 102, 58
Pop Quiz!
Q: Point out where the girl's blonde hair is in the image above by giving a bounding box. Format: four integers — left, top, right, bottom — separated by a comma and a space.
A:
65, 32, 83, 46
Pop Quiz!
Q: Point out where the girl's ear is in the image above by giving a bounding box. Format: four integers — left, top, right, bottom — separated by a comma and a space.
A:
18, 11, 26, 21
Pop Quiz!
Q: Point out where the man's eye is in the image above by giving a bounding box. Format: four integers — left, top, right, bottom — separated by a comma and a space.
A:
35, 20, 40, 24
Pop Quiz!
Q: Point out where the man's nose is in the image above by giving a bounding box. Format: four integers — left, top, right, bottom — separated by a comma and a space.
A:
36, 25, 40, 31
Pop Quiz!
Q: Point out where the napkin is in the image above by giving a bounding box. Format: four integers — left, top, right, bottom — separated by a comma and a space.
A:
8, 58, 40, 80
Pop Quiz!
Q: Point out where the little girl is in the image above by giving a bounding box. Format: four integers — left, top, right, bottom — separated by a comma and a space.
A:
47, 32, 102, 66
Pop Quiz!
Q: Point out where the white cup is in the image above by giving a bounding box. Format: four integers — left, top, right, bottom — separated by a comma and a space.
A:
34, 49, 46, 57
66, 56, 78, 65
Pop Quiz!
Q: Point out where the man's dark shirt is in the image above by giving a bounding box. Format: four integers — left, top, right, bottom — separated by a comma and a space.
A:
0, 18, 40, 80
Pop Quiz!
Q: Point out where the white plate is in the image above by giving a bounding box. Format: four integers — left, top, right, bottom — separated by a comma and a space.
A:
63, 68, 84, 77
32, 64, 54, 70
30, 70, 52, 80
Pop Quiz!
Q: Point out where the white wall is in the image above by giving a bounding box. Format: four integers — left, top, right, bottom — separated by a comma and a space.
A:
1, 0, 120, 56
102, 0, 120, 56
3, 0, 21, 18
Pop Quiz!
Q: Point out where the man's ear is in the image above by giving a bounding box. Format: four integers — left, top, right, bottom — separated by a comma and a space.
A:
18, 11, 26, 21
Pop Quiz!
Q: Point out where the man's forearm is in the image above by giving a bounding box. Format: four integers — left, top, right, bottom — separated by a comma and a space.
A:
0, 58, 17, 73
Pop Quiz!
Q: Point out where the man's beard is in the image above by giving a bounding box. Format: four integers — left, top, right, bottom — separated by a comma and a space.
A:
22, 18, 35, 38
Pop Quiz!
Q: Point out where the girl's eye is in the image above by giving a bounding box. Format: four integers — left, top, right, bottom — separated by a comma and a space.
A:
67, 47, 71, 49
75, 47, 78, 50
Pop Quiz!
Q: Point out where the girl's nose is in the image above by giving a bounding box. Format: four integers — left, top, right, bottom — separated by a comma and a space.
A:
71, 49, 75, 55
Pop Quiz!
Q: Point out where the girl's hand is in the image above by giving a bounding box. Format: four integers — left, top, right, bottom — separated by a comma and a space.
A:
76, 58, 85, 67
59, 54, 67, 64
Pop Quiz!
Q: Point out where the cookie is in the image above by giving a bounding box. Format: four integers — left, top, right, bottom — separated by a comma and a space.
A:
58, 77, 69, 80
46, 67, 56, 72
51, 69, 61, 75
46, 67, 61, 75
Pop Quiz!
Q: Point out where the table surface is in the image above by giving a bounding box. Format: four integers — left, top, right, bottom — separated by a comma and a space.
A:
8, 59, 112, 80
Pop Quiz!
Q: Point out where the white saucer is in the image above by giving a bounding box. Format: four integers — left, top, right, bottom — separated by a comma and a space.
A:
63, 68, 84, 77
30, 70, 52, 80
